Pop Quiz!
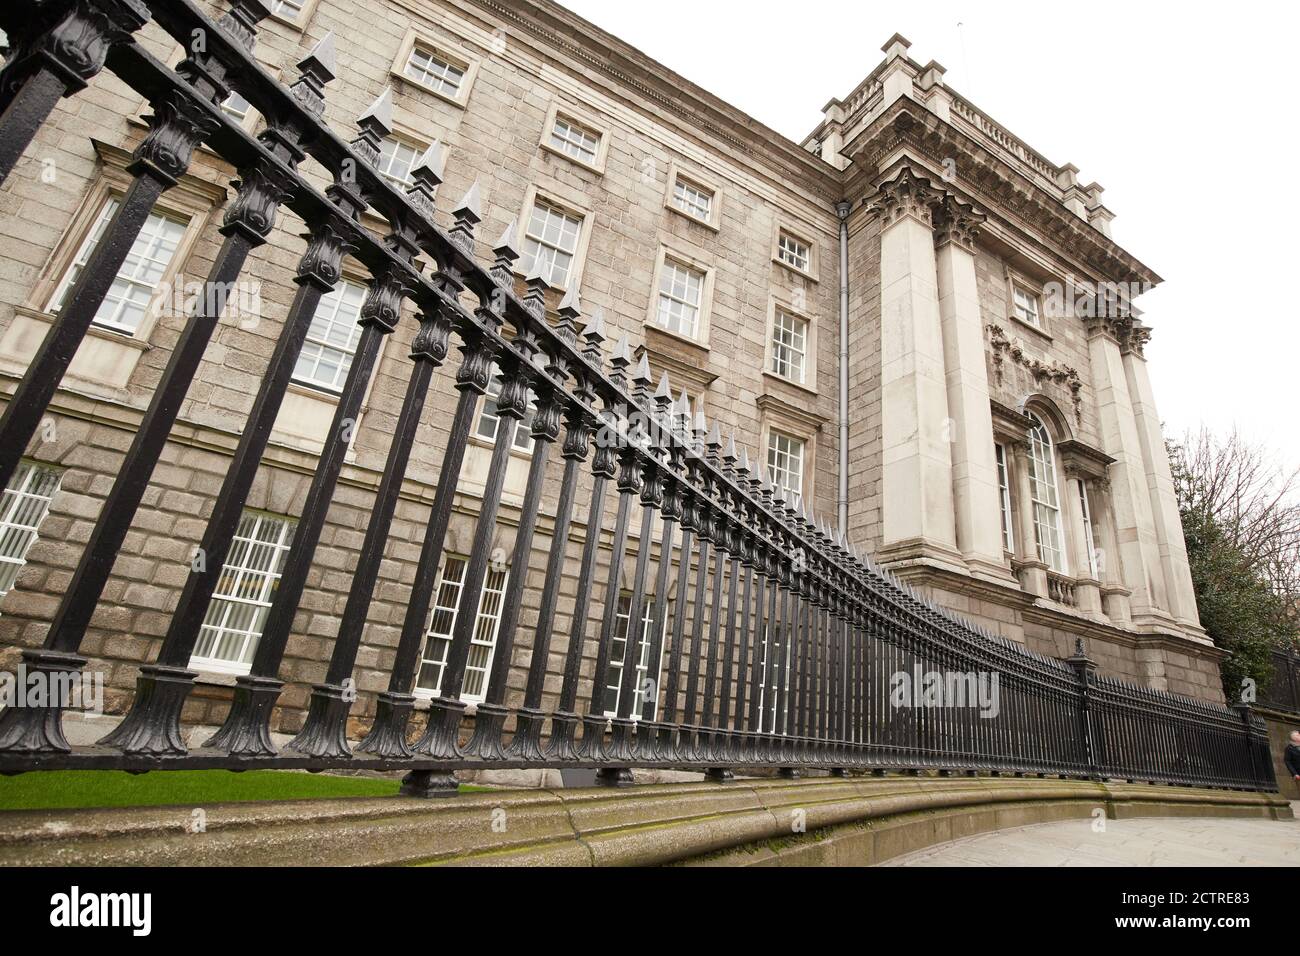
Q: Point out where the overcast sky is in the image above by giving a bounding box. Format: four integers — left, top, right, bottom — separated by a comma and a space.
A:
563, 0, 1300, 470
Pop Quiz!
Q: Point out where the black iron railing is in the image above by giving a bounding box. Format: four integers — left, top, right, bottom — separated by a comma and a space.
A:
0, 0, 1277, 795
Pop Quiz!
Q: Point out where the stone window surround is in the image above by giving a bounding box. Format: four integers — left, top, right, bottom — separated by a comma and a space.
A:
756, 393, 824, 508
762, 290, 817, 395
390, 27, 481, 109
538, 98, 611, 174
513, 183, 594, 294
1004, 262, 1052, 339
1, 141, 222, 395
992, 396, 1121, 606
663, 161, 722, 231
644, 243, 716, 350
771, 219, 820, 282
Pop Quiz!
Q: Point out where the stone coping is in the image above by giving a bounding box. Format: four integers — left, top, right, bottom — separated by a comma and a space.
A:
0, 776, 1289, 867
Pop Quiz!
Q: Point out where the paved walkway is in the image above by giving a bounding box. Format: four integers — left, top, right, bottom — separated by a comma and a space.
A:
882, 810, 1300, 866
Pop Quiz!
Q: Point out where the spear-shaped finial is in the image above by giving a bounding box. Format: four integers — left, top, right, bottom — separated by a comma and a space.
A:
654, 372, 673, 417
631, 353, 654, 405
723, 432, 738, 470
704, 423, 723, 463
289, 32, 337, 118
348, 87, 393, 169
449, 179, 482, 255
556, 285, 581, 343
582, 306, 607, 362
609, 333, 633, 388
406, 141, 444, 216
490, 217, 520, 284
523, 260, 550, 317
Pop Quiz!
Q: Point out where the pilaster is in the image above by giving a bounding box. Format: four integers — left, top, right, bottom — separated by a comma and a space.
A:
870, 166, 961, 569
933, 195, 1010, 581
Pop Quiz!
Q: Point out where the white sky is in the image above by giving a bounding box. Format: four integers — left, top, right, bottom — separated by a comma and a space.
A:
562, 0, 1300, 469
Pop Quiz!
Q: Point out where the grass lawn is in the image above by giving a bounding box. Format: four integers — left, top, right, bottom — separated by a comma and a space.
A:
0, 769, 420, 811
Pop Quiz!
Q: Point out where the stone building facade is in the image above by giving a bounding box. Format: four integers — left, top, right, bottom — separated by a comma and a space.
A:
0, 0, 1223, 744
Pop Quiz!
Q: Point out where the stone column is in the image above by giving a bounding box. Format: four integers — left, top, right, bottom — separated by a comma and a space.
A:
933, 197, 1011, 581
1089, 481, 1133, 625
1063, 473, 1103, 616
1120, 324, 1204, 634
1086, 316, 1170, 626
871, 167, 961, 568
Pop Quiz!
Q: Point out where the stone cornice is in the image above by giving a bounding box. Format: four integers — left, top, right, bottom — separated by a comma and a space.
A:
843, 100, 1162, 288
1058, 438, 1116, 482
756, 393, 829, 433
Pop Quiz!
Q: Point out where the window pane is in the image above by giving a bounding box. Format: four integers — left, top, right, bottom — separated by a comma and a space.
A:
293, 279, 367, 392
521, 200, 583, 287
191, 512, 296, 672
377, 137, 422, 186
1027, 414, 1066, 573
777, 232, 810, 272
549, 117, 600, 165
655, 259, 704, 337
672, 178, 713, 221
0, 462, 62, 599
605, 592, 662, 719
403, 46, 465, 98
474, 363, 537, 452
770, 308, 807, 383
766, 431, 805, 508
415, 556, 510, 703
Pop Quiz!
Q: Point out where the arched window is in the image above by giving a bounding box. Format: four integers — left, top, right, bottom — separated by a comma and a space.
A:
1026, 412, 1067, 573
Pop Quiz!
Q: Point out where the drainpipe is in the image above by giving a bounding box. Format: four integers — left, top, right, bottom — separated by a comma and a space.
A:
836, 200, 851, 536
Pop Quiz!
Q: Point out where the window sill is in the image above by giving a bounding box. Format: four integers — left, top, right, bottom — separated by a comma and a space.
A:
665, 204, 720, 232
773, 256, 818, 283
644, 320, 710, 355
1007, 313, 1053, 342
390, 70, 468, 110
188, 663, 250, 683
762, 368, 817, 397
539, 141, 606, 176
467, 433, 535, 462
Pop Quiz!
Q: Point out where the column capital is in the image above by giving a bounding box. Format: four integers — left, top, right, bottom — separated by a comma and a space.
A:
933, 194, 986, 252
865, 165, 944, 229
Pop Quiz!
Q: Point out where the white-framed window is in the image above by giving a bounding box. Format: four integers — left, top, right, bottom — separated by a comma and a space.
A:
0, 462, 62, 601
672, 177, 714, 222
1012, 284, 1042, 328
521, 199, 583, 288
402, 45, 466, 99
1079, 480, 1099, 579
995, 443, 1015, 553
474, 364, 537, 452
655, 258, 705, 338
776, 231, 811, 273
548, 115, 601, 166
293, 278, 367, 393
1026, 413, 1066, 574
770, 307, 808, 384
376, 136, 423, 187
47, 197, 189, 335
604, 592, 664, 719
766, 430, 805, 508
415, 555, 508, 703
190, 511, 296, 674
